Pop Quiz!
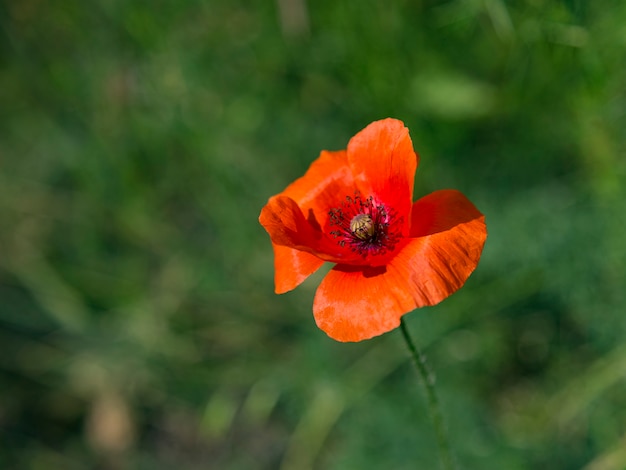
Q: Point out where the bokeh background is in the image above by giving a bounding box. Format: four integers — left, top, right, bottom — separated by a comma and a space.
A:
1, 1, 626, 469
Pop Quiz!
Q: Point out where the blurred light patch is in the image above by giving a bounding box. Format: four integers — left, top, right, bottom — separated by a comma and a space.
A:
484, 0, 515, 41
545, 23, 589, 48
409, 73, 496, 119
86, 391, 136, 454
242, 378, 281, 425
584, 433, 626, 470
202, 388, 239, 438
277, 0, 310, 39
281, 383, 345, 470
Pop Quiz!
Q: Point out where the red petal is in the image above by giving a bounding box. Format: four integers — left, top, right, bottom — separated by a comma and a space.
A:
259, 195, 320, 251
347, 119, 418, 233
259, 193, 365, 265
281, 150, 359, 235
313, 263, 417, 342
401, 189, 487, 306
259, 149, 373, 265
282, 150, 353, 214
272, 244, 325, 294
409, 189, 485, 238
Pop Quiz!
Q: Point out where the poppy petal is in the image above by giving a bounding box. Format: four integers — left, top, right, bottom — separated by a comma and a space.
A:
346, 119, 418, 232
281, 150, 353, 212
259, 194, 366, 264
409, 189, 485, 238
280, 150, 357, 236
399, 189, 487, 306
313, 263, 417, 342
259, 195, 320, 251
272, 244, 325, 294
260, 149, 375, 263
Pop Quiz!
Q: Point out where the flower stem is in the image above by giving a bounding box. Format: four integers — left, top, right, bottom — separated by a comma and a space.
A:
400, 317, 455, 470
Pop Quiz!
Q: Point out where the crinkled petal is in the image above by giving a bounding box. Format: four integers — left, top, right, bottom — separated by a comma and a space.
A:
401, 189, 487, 306
259, 195, 320, 251
282, 150, 353, 213
259, 149, 374, 264
347, 119, 418, 234
312, 263, 417, 342
281, 150, 357, 234
409, 189, 485, 238
259, 195, 367, 264
272, 244, 325, 294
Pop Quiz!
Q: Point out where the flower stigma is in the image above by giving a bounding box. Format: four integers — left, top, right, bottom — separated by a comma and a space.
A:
349, 214, 375, 240
328, 192, 402, 257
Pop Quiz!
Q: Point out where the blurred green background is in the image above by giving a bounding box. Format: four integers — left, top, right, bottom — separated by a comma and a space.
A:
1, 0, 626, 469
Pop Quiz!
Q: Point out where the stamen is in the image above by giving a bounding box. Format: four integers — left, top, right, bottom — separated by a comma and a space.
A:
328, 192, 402, 257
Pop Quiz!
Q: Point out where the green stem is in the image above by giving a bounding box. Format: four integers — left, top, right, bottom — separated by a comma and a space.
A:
400, 317, 455, 470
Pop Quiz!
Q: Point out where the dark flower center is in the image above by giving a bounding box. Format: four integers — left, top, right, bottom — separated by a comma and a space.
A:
328, 192, 401, 257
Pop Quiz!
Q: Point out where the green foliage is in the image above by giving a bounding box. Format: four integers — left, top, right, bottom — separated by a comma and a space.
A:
1, 0, 625, 468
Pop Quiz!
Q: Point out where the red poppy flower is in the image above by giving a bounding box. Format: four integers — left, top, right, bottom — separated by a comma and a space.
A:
259, 118, 487, 342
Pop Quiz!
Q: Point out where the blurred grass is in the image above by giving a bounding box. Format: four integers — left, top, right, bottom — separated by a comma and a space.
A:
1, 0, 626, 469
